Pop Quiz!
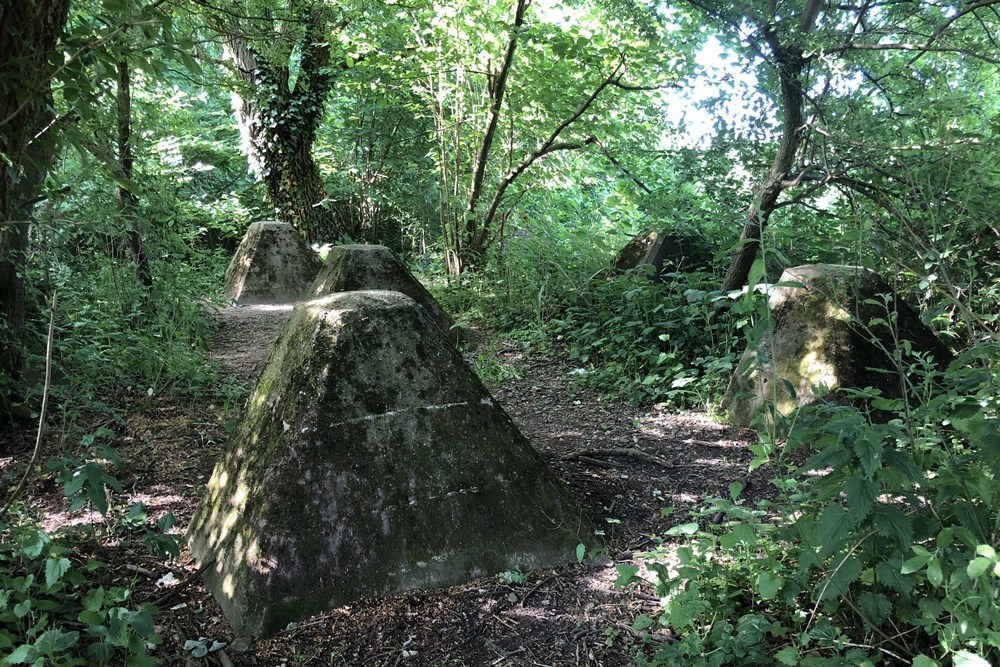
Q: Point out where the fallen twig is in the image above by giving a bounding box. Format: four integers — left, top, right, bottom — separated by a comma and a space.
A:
561, 447, 703, 470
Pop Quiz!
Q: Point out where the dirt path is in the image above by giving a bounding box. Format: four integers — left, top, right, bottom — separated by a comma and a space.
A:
110, 302, 763, 666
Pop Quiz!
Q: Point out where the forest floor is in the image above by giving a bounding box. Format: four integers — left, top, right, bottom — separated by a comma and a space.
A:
10, 301, 771, 666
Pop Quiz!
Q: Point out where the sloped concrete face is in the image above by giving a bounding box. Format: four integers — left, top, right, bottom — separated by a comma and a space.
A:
186, 291, 593, 637
613, 229, 713, 280
224, 221, 323, 304
310, 244, 459, 344
724, 264, 952, 426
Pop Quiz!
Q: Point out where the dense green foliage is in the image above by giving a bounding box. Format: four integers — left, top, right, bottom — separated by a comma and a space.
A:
1, 0, 998, 663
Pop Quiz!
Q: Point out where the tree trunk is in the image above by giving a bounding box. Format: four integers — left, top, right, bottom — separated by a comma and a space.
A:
717, 0, 824, 296
719, 32, 807, 295
116, 59, 153, 288
221, 7, 344, 244
453, 0, 528, 274
0, 0, 71, 381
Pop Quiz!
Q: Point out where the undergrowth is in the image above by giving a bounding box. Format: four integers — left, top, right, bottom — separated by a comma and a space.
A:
615, 260, 1000, 666
1, 236, 232, 665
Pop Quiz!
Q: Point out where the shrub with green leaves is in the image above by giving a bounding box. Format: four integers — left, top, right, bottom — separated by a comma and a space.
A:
620, 342, 1000, 666
544, 269, 741, 407
0, 517, 165, 666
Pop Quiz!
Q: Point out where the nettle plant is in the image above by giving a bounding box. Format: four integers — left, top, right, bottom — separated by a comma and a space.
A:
1, 431, 179, 666
618, 276, 999, 666
546, 268, 742, 408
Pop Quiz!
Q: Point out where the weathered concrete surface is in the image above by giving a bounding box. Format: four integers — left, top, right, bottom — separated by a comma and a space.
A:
187, 291, 594, 637
613, 229, 713, 280
224, 221, 323, 304
724, 264, 952, 427
310, 244, 459, 344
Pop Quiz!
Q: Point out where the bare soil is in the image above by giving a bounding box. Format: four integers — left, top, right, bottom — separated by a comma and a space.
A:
4, 302, 766, 667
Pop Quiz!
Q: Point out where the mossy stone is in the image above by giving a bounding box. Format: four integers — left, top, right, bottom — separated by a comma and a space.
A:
309, 244, 459, 345
186, 291, 594, 637
724, 264, 952, 427
224, 221, 322, 304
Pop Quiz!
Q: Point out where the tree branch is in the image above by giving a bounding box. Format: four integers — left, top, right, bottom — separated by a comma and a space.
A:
464, 0, 530, 232
474, 54, 627, 246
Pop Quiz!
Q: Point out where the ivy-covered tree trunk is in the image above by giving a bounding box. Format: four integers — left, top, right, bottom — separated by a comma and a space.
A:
0, 0, 71, 380
222, 6, 344, 244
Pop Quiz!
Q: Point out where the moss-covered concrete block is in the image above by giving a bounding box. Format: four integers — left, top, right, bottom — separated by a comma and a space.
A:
224, 221, 322, 304
309, 244, 459, 344
724, 264, 952, 426
187, 291, 594, 637
613, 229, 713, 280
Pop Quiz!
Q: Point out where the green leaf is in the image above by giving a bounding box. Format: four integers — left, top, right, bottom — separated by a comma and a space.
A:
576, 543, 586, 563
975, 544, 997, 559
926, 557, 943, 587
873, 505, 912, 548
952, 651, 990, 667
911, 656, 939, 667
876, 559, 913, 593
858, 591, 891, 625
666, 522, 699, 536
844, 476, 879, 521
613, 564, 640, 589
901, 554, 931, 575
6, 645, 34, 664
633, 613, 653, 631
719, 523, 757, 550
747, 258, 765, 288
774, 646, 799, 665
814, 505, 853, 549
45, 557, 72, 589
819, 555, 861, 599
756, 571, 782, 600
967, 557, 992, 578
852, 432, 883, 478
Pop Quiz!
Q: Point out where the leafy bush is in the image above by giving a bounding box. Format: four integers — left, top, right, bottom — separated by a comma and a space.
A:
544, 269, 742, 407
620, 341, 1000, 666
0, 516, 164, 666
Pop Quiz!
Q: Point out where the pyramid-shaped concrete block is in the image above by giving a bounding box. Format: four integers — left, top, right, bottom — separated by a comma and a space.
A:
186, 291, 594, 637
723, 264, 952, 426
223, 221, 323, 304
310, 244, 459, 344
